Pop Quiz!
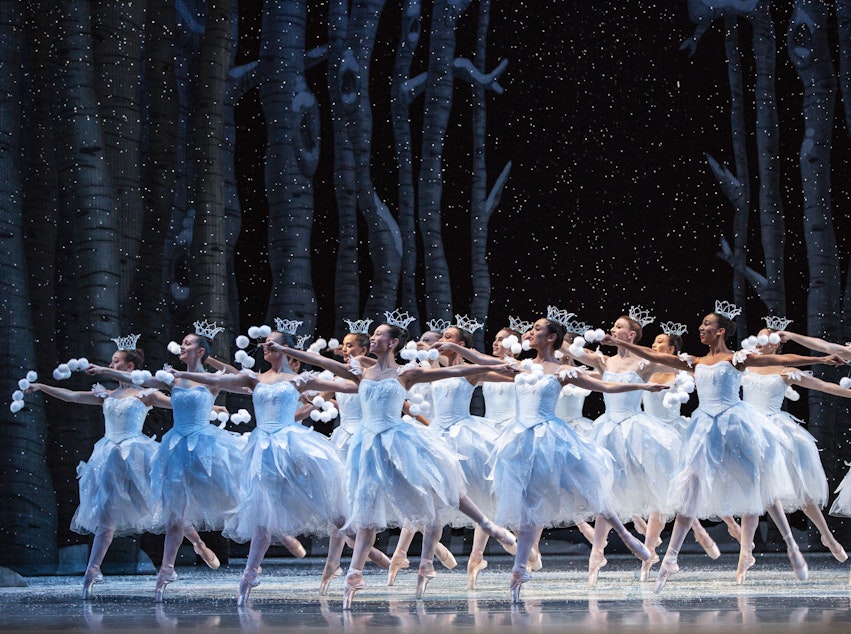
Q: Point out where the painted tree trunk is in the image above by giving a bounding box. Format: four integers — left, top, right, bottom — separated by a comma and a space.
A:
750, 2, 786, 314
787, 0, 845, 524
93, 0, 146, 326
328, 0, 360, 332
260, 0, 319, 332
0, 0, 59, 574
190, 0, 233, 358
392, 1, 424, 329
55, 0, 121, 547
837, 0, 851, 134
136, 0, 179, 369
418, 0, 471, 321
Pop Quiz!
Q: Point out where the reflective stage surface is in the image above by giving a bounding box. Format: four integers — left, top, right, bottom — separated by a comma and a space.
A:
2, 554, 850, 632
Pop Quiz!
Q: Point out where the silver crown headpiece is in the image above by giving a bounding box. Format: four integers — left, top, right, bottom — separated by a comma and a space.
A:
295, 335, 311, 350
546, 305, 576, 328
508, 316, 533, 334
454, 314, 484, 335
714, 300, 742, 321
384, 309, 416, 330
343, 318, 373, 334
763, 316, 793, 331
565, 318, 590, 335
194, 320, 225, 340
111, 333, 141, 351
628, 305, 655, 328
660, 321, 688, 337
425, 318, 452, 333
274, 317, 303, 336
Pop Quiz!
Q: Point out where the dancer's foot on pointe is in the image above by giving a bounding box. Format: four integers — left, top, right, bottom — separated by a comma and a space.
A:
82, 565, 103, 601
510, 568, 531, 603
639, 553, 660, 582
479, 518, 516, 554
319, 559, 343, 596
415, 562, 437, 599
821, 535, 848, 563
466, 549, 488, 590
588, 547, 607, 587
435, 543, 458, 570
342, 570, 366, 610
237, 567, 261, 606
653, 558, 679, 594
735, 548, 756, 585
788, 548, 808, 581
191, 539, 220, 570
387, 554, 409, 586
154, 568, 178, 603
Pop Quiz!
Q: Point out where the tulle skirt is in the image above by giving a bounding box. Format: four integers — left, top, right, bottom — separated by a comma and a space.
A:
766, 411, 828, 510
490, 417, 617, 528
668, 402, 796, 519
343, 422, 467, 531
148, 426, 242, 532
589, 412, 681, 519
70, 435, 158, 536
223, 426, 347, 541
437, 416, 499, 526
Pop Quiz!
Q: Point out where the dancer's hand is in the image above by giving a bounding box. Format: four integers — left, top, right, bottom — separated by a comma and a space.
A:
85, 364, 106, 376
820, 354, 847, 367
643, 383, 669, 392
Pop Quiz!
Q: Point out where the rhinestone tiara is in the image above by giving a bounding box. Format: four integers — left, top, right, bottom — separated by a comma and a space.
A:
274, 318, 303, 336
546, 305, 576, 328
343, 318, 373, 334
628, 305, 655, 328
763, 316, 793, 331
714, 300, 742, 321
454, 314, 484, 335
660, 321, 688, 337
384, 309, 416, 330
193, 320, 225, 340
111, 333, 141, 351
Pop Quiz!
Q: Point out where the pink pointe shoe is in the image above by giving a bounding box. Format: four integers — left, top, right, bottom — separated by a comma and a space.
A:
588, 547, 607, 587
154, 569, 178, 603
467, 549, 488, 590
82, 565, 103, 600
192, 539, 220, 570
387, 554, 409, 586
237, 567, 261, 606
342, 571, 366, 610
510, 568, 532, 603
319, 559, 343, 596
653, 559, 679, 594
479, 518, 517, 554
415, 562, 437, 599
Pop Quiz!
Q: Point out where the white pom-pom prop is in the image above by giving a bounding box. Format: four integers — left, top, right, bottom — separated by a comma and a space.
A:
785, 386, 801, 401
26, 371, 37, 383
741, 336, 757, 350
130, 370, 146, 385
235, 350, 249, 364
68, 359, 80, 372
243, 356, 256, 369
757, 334, 769, 346
522, 339, 531, 351
210, 410, 218, 421
167, 341, 181, 355
315, 338, 327, 351
57, 363, 70, 375
768, 333, 781, 345
77, 358, 90, 370
217, 411, 229, 424
555, 350, 564, 360
328, 338, 340, 349
840, 377, 851, 390
10, 401, 24, 413
17, 378, 30, 391
12, 390, 24, 401
309, 410, 321, 422
155, 370, 175, 385
427, 349, 440, 361
502, 335, 519, 350
400, 348, 416, 361
247, 326, 261, 339
594, 329, 606, 342
236, 335, 250, 349
53, 368, 64, 381
258, 325, 272, 338
319, 370, 335, 381
313, 396, 326, 408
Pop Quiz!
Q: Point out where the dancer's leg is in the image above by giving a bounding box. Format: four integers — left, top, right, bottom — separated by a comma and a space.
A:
723, 516, 742, 543
736, 514, 759, 585
528, 526, 544, 571
238, 528, 270, 605
802, 502, 848, 562
320, 527, 346, 595
690, 520, 720, 559
155, 523, 184, 602
510, 526, 537, 602
416, 524, 442, 598
83, 526, 113, 600
577, 521, 597, 545
388, 527, 414, 585
342, 528, 376, 610
640, 513, 665, 582
467, 526, 490, 590
588, 516, 611, 587
599, 513, 651, 561
653, 514, 692, 593
183, 526, 220, 569
458, 494, 516, 553
766, 502, 808, 581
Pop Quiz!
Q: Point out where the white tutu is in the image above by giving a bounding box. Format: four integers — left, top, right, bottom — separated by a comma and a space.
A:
70, 397, 158, 536
590, 371, 681, 519
491, 374, 618, 528
668, 362, 796, 519
742, 371, 828, 510
224, 382, 347, 541
148, 386, 242, 532
344, 378, 466, 531
642, 389, 691, 438
430, 377, 499, 525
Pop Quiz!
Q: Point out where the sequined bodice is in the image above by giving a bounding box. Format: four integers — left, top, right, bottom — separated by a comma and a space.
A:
359, 379, 406, 434
601, 371, 644, 421
430, 377, 475, 429
642, 390, 678, 422
693, 362, 743, 416
515, 374, 562, 425
482, 381, 516, 422
336, 390, 362, 433
102, 396, 151, 443
252, 382, 300, 432
741, 371, 786, 415
555, 384, 590, 421
170, 386, 215, 435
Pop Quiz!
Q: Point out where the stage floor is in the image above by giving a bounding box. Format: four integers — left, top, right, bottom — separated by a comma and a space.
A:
2, 554, 850, 632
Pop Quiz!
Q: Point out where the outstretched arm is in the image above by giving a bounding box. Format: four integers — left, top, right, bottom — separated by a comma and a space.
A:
562, 372, 668, 394
404, 362, 516, 387
205, 356, 240, 374
262, 342, 360, 381
85, 365, 172, 391
744, 353, 846, 368
599, 335, 691, 372
170, 369, 256, 392
433, 342, 503, 365
25, 383, 102, 405
779, 331, 851, 360
786, 372, 851, 399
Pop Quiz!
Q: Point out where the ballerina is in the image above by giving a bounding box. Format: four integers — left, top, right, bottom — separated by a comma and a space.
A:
26, 336, 161, 599
568, 307, 694, 583
88, 321, 243, 601
169, 323, 361, 604
554, 317, 595, 436
600, 301, 845, 591
743, 317, 848, 563
439, 313, 663, 600
274, 311, 518, 608
481, 318, 526, 432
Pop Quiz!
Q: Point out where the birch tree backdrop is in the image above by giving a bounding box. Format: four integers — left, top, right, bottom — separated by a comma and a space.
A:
1, 0, 849, 573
